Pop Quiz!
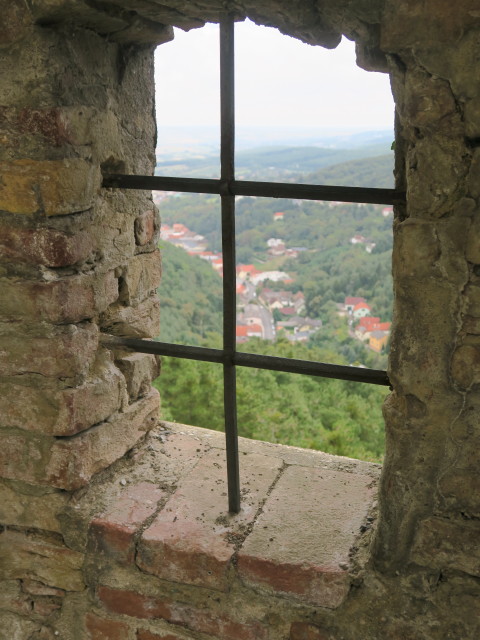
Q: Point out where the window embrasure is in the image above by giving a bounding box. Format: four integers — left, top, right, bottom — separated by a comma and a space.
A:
102, 14, 402, 513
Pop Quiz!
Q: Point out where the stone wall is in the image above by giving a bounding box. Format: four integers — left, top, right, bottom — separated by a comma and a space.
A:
1, 0, 480, 638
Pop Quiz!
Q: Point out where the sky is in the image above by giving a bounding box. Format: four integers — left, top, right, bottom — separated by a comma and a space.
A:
154, 19, 395, 134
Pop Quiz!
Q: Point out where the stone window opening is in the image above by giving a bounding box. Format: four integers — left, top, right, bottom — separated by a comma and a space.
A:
102, 13, 400, 513
2, 2, 479, 637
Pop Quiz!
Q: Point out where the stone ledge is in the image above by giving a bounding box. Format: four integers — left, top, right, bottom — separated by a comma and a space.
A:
76, 422, 379, 613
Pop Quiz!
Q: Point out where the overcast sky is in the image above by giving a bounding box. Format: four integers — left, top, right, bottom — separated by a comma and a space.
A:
154, 19, 395, 133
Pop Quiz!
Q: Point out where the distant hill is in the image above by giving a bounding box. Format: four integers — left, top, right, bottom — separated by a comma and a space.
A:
306, 153, 394, 189
155, 143, 393, 181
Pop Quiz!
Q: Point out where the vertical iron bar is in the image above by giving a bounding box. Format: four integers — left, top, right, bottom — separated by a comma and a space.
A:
220, 13, 240, 513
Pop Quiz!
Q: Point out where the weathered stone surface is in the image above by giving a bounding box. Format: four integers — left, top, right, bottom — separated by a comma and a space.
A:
410, 517, 480, 577
237, 466, 375, 608
135, 210, 158, 246
46, 389, 160, 490
0, 159, 100, 216
88, 482, 166, 565
0, 389, 158, 489
0, 322, 98, 379
468, 148, 480, 199
437, 468, 480, 517
101, 295, 160, 338
0, 225, 95, 268
0, 530, 85, 592
0, 271, 118, 324
394, 219, 440, 278
0, 481, 67, 532
0, 361, 125, 436
137, 449, 282, 591
121, 251, 161, 305
115, 352, 160, 400
0, 0, 32, 47
290, 622, 330, 640
451, 344, 480, 389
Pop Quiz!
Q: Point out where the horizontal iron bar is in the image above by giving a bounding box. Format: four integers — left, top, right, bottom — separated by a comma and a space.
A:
101, 335, 225, 363
100, 335, 390, 386
102, 174, 405, 205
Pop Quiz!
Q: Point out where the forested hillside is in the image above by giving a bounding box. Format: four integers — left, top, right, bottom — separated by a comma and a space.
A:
154, 145, 394, 462
158, 242, 222, 344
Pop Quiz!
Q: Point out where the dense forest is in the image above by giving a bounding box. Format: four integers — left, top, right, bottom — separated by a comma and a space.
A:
154, 146, 394, 462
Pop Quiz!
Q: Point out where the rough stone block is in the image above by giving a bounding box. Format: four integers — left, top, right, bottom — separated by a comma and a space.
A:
410, 517, 480, 577
116, 352, 160, 400
0, 322, 98, 379
437, 469, 480, 517
0, 158, 100, 216
0, 481, 67, 532
88, 482, 166, 565
451, 344, 480, 389
97, 586, 267, 640
101, 296, 160, 338
46, 389, 160, 490
135, 210, 158, 246
0, 225, 95, 267
0, 612, 37, 639
0, 362, 125, 436
137, 449, 282, 591
0, 0, 31, 47
237, 466, 375, 608
0, 271, 118, 324
122, 251, 161, 305
85, 612, 130, 640
394, 219, 440, 278
21, 580, 65, 598
0, 389, 159, 489
0, 530, 84, 592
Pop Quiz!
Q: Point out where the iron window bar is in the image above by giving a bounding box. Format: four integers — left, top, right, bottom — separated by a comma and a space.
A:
103, 13, 398, 513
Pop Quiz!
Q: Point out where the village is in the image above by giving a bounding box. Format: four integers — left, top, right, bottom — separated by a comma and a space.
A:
159, 208, 391, 353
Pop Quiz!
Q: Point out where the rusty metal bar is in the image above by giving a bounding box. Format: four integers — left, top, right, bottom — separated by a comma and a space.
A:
220, 13, 240, 514
102, 173, 405, 206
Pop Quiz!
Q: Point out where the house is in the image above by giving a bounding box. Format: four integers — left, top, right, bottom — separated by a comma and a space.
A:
344, 296, 366, 312
352, 301, 371, 319
273, 212, 284, 221
250, 270, 291, 285
382, 206, 393, 217
369, 330, 389, 352
350, 234, 367, 245
358, 316, 381, 332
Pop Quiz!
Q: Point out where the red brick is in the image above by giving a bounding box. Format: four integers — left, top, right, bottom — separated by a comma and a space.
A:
0, 271, 118, 324
135, 210, 158, 246
237, 466, 376, 608
137, 449, 282, 590
0, 225, 95, 267
86, 612, 130, 640
137, 630, 184, 640
0, 322, 98, 378
290, 622, 330, 640
98, 587, 267, 640
89, 482, 166, 564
